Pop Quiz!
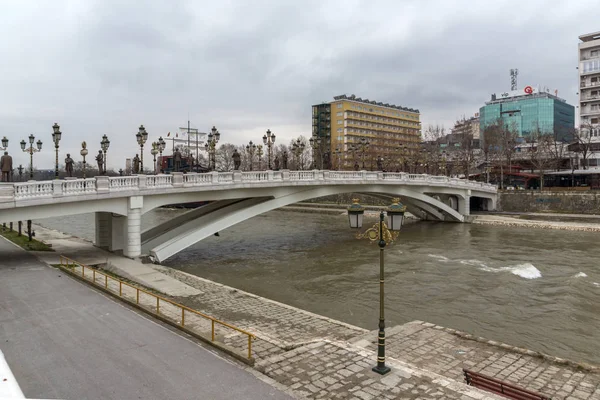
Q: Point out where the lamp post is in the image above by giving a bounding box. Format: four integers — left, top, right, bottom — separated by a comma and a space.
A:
441, 150, 447, 176
157, 136, 166, 172
257, 145, 264, 170
80, 142, 88, 178
101, 134, 110, 175
0, 136, 8, 151
51, 123, 62, 178
151, 142, 159, 174
204, 126, 220, 171
20, 134, 42, 179
292, 138, 305, 170
347, 198, 406, 375
335, 147, 342, 170
263, 129, 276, 169
136, 125, 148, 173
246, 141, 257, 171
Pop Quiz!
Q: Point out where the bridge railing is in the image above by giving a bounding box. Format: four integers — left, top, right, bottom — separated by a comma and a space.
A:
3, 170, 496, 202
59, 255, 256, 364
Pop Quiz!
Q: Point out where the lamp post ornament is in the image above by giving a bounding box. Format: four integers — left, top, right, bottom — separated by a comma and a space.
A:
347, 197, 406, 375
20, 134, 42, 179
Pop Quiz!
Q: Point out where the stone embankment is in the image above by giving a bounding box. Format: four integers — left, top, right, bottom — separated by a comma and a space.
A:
31, 225, 600, 399
473, 214, 600, 232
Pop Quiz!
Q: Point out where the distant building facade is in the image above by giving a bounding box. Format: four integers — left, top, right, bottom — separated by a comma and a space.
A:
312, 94, 421, 169
578, 31, 600, 168
479, 86, 575, 142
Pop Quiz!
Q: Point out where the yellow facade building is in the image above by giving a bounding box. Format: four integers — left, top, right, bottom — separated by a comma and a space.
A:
312, 94, 421, 170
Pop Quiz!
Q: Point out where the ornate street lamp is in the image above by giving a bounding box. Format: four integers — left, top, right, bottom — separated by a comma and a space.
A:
51, 123, 62, 178
246, 140, 257, 171
158, 136, 166, 172
101, 134, 110, 175
151, 142, 159, 174
347, 197, 406, 375
0, 136, 8, 151
441, 150, 447, 176
263, 129, 276, 169
309, 136, 323, 169
335, 147, 342, 170
204, 126, 220, 171
136, 125, 148, 173
20, 134, 42, 179
80, 141, 88, 178
292, 138, 306, 170
357, 137, 370, 169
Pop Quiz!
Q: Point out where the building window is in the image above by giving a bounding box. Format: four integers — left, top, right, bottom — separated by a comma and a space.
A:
337, 103, 343, 109
337, 120, 343, 125
592, 118, 599, 124
592, 50, 599, 57
337, 128, 343, 133
336, 112, 343, 116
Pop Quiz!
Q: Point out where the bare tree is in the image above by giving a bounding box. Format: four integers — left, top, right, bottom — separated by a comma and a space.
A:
216, 143, 236, 171
571, 124, 595, 169
482, 119, 505, 186
527, 128, 556, 189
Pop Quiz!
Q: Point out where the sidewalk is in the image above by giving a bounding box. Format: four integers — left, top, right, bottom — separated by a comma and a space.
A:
30, 224, 600, 399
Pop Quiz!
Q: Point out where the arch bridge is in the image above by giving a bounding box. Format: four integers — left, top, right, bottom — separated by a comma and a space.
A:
0, 170, 497, 262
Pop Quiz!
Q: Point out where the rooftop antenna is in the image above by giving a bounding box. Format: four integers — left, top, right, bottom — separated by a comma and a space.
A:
510, 69, 518, 91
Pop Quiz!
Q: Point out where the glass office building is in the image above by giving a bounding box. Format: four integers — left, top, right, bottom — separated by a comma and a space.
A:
479, 87, 574, 141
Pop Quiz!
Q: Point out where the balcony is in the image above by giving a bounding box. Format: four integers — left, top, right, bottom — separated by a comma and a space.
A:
580, 108, 600, 117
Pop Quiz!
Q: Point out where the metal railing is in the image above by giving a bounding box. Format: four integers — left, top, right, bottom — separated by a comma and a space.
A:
59, 255, 255, 361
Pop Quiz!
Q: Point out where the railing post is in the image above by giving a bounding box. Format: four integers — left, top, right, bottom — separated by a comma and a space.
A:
267, 170, 274, 181
136, 288, 139, 304
210, 171, 219, 184
233, 170, 242, 183
105, 275, 108, 288
172, 172, 184, 187
137, 175, 147, 190
248, 336, 252, 359
52, 180, 63, 196
119, 281, 122, 296
156, 297, 160, 314
281, 169, 290, 181
211, 320, 215, 341
323, 170, 330, 180
95, 176, 109, 193
361, 170, 368, 180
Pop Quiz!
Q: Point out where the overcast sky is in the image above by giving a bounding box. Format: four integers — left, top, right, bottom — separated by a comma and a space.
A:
1, 0, 598, 169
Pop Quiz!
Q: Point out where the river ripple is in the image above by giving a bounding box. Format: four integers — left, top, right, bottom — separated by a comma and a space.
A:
36, 209, 600, 365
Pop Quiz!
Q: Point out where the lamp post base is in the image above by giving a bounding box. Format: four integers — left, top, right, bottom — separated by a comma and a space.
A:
372, 365, 391, 375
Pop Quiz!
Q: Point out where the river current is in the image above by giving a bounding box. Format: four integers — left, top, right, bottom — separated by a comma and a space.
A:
36, 209, 600, 365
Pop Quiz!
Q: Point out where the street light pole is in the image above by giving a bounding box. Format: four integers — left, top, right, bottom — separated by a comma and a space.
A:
101, 134, 110, 175
136, 125, 148, 173
263, 129, 276, 170
20, 134, 42, 180
292, 138, 306, 170
257, 145, 264, 170
80, 142, 88, 179
158, 136, 166, 173
51, 123, 62, 178
347, 198, 406, 375
205, 126, 220, 171
151, 142, 159, 174
246, 141, 256, 171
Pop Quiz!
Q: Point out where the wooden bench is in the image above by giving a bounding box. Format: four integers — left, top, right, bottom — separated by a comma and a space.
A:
463, 369, 552, 400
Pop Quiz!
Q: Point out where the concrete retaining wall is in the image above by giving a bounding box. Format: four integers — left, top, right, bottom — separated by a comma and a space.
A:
498, 191, 600, 214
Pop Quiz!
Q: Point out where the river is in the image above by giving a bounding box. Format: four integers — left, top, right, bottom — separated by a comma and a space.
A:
35, 209, 600, 365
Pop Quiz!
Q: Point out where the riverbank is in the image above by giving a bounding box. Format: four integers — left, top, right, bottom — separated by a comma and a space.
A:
28, 224, 600, 399
472, 213, 600, 232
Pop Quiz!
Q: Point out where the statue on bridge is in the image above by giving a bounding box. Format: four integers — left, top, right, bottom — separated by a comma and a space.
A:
133, 154, 140, 174
376, 156, 383, 171
174, 149, 182, 172
354, 161, 360, 171
274, 156, 280, 170
282, 151, 288, 169
96, 150, 104, 175
323, 151, 331, 170
232, 149, 241, 170
65, 154, 74, 177
1, 151, 13, 182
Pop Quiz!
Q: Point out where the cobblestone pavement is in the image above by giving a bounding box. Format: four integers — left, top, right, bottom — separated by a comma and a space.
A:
62, 261, 600, 399
351, 321, 600, 399
255, 340, 502, 399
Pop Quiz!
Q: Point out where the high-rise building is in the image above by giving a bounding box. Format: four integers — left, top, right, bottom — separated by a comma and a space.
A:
578, 31, 600, 140
479, 86, 575, 141
312, 95, 421, 170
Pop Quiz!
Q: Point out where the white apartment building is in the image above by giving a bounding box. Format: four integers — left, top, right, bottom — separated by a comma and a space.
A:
578, 31, 600, 167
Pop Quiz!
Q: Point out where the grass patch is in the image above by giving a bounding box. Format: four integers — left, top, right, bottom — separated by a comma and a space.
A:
0, 228, 54, 251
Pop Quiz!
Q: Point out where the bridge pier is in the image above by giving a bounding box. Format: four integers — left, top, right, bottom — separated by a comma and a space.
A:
94, 212, 112, 250
457, 193, 471, 217
123, 196, 143, 259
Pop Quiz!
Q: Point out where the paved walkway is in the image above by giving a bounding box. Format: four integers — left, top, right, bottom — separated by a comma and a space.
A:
0, 237, 292, 400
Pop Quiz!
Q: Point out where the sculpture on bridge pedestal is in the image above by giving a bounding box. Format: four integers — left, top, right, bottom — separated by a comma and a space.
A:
96, 150, 104, 175
376, 156, 383, 171
174, 148, 182, 172
354, 161, 360, 171
232, 149, 241, 170
282, 151, 288, 169
65, 154, 74, 177
274, 156, 280, 170
323, 151, 331, 170
133, 154, 140, 174
1, 151, 13, 182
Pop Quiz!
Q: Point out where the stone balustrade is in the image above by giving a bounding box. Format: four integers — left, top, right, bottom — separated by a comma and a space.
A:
0, 170, 497, 203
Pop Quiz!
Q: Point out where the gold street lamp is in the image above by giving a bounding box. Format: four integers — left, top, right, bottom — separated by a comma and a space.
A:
20, 134, 42, 179
246, 140, 257, 171
0, 136, 8, 151
257, 144, 264, 170
204, 126, 220, 171
157, 136, 166, 172
151, 142, 159, 174
347, 198, 406, 375
292, 138, 305, 170
101, 134, 110, 175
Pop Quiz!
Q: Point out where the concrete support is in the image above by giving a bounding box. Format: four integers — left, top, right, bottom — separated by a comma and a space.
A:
94, 212, 112, 249
123, 196, 143, 259
457, 195, 470, 217
110, 214, 125, 252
